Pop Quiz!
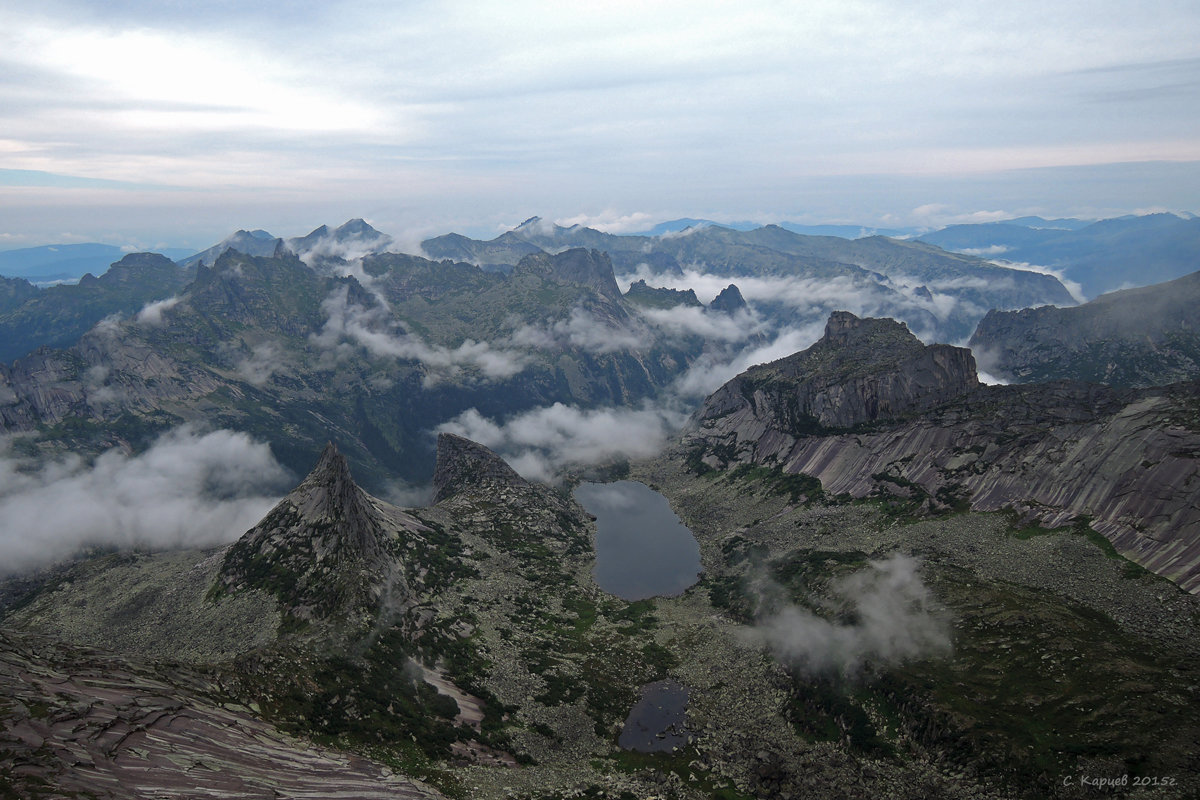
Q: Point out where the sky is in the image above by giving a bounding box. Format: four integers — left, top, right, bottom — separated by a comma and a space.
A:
2, 0, 1199, 250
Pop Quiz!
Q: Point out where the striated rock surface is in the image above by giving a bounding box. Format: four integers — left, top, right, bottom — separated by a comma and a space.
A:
0, 628, 447, 799
433, 432, 530, 503
969, 270, 1200, 387
691, 312, 1200, 592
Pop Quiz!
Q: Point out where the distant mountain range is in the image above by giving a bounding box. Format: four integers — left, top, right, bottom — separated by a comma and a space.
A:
917, 212, 1200, 299
631, 218, 915, 238
423, 216, 1073, 342
0, 243, 194, 282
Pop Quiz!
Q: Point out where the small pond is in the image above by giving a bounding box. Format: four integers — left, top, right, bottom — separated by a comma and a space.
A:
572, 480, 701, 601
617, 679, 692, 753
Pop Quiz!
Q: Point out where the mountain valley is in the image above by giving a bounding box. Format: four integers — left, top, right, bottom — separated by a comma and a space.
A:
2, 215, 1200, 799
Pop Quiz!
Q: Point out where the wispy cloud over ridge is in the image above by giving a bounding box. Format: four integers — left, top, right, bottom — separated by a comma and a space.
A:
311, 286, 531, 381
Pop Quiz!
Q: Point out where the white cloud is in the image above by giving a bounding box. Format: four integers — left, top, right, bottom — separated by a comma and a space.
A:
134, 295, 181, 326
436, 401, 689, 482
0, 426, 290, 575
637, 304, 765, 342
958, 245, 1010, 256
234, 341, 284, 386
510, 307, 645, 354
553, 210, 658, 234
748, 553, 951, 676
312, 286, 531, 381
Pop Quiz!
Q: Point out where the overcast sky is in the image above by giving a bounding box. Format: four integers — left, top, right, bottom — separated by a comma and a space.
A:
2, 0, 1199, 250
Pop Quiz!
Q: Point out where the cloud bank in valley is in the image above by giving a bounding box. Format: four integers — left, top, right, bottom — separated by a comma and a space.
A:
510, 307, 645, 354
0, 426, 292, 575
748, 553, 951, 676
436, 402, 690, 482
311, 286, 531, 381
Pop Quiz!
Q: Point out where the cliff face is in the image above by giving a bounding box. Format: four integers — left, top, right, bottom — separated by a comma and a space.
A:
690, 312, 1200, 593
512, 248, 625, 306
698, 311, 979, 433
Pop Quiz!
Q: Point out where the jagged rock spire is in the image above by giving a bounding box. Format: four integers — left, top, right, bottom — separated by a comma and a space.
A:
217, 441, 398, 618
433, 433, 528, 503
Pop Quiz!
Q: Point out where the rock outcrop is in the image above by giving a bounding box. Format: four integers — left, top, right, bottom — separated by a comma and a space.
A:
698, 311, 979, 432
0, 628, 448, 800
969, 270, 1200, 387
623, 279, 703, 308
708, 284, 747, 314
512, 248, 625, 305
218, 442, 423, 624
690, 312, 1200, 592
433, 433, 530, 503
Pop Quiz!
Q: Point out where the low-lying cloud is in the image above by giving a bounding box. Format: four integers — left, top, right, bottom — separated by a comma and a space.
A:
312, 286, 531, 381
511, 307, 645, 353
989, 259, 1086, 304
748, 553, 951, 676
637, 304, 766, 342
134, 295, 181, 326
617, 265, 944, 336
0, 426, 291, 575
436, 401, 690, 482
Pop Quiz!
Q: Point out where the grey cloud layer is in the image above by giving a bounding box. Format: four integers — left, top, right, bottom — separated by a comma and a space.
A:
2, 2, 1198, 246
437, 402, 690, 483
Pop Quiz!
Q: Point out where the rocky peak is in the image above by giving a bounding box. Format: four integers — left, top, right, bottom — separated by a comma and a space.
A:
708, 284, 747, 314
697, 311, 979, 432
820, 310, 914, 350
287, 442, 382, 550
433, 433, 529, 503
624, 279, 703, 308
217, 441, 399, 619
513, 248, 623, 303
333, 218, 379, 238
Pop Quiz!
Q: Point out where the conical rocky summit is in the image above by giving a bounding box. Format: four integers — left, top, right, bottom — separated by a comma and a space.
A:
433, 433, 529, 503
708, 283, 747, 314
217, 442, 406, 622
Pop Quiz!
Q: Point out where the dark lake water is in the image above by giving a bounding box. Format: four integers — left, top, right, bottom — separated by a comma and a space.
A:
617, 679, 692, 753
572, 480, 701, 601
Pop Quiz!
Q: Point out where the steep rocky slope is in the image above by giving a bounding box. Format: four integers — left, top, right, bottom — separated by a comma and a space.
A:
0, 246, 702, 486
0, 253, 193, 361
0, 628, 448, 800
969, 270, 1200, 387
690, 312, 1200, 592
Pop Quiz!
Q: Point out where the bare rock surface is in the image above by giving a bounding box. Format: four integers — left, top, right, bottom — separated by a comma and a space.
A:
432, 432, 530, 503
691, 312, 1200, 592
0, 628, 447, 799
